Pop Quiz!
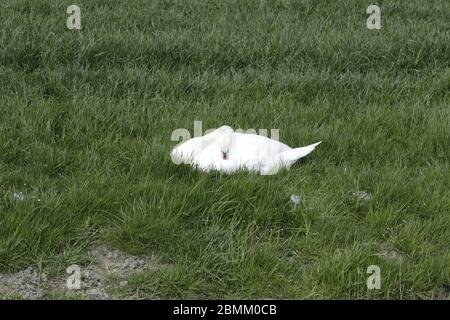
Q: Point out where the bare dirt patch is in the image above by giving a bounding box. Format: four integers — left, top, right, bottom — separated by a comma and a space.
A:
0, 245, 167, 300
0, 267, 47, 299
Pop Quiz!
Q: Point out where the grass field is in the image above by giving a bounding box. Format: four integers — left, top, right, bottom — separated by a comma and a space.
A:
0, 0, 449, 299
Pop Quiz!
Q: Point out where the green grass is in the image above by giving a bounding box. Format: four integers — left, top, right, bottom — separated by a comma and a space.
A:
0, 0, 449, 299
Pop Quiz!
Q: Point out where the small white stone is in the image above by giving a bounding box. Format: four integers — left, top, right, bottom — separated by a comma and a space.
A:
353, 191, 373, 202
13, 192, 25, 201
290, 194, 301, 204
119, 280, 128, 287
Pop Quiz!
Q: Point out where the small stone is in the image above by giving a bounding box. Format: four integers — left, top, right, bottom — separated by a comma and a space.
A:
352, 191, 372, 202
40, 273, 48, 282
119, 280, 128, 287
83, 270, 102, 286
382, 250, 397, 260
378, 247, 405, 263
290, 194, 301, 205
13, 192, 25, 202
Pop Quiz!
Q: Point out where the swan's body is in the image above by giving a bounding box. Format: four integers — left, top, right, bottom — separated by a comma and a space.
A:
171, 126, 321, 175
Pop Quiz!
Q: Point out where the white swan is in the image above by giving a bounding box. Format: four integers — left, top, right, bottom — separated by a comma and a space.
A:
171, 126, 321, 175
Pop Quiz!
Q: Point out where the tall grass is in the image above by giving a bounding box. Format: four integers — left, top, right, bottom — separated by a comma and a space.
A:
0, 0, 449, 298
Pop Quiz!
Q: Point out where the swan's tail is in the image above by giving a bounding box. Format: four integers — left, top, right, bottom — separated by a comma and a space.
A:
279, 141, 322, 167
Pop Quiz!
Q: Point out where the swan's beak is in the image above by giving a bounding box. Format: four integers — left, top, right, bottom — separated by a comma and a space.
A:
222, 152, 228, 160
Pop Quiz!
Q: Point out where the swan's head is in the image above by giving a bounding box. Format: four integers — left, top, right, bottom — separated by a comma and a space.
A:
215, 125, 233, 160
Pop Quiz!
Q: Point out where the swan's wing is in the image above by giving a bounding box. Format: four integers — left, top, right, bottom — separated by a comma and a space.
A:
229, 133, 290, 161
171, 132, 216, 164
